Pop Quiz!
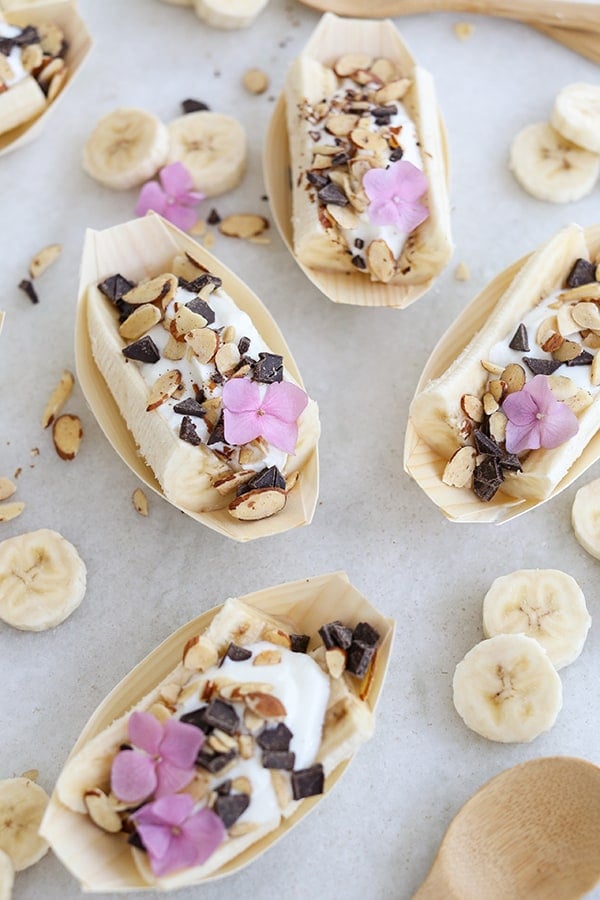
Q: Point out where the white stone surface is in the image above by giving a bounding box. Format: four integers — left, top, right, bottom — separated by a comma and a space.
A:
0, 1, 599, 898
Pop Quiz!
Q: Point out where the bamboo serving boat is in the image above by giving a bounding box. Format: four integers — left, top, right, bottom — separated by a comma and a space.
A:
40, 571, 395, 892
263, 13, 452, 309
0, 0, 92, 157
75, 213, 320, 541
404, 224, 600, 524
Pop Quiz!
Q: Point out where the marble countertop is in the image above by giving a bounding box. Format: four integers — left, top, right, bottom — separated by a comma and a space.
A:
1, 1, 599, 898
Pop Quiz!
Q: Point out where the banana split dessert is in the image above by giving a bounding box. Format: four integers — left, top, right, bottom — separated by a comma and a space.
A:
0, 19, 68, 136
52, 597, 382, 889
410, 224, 600, 503
87, 249, 319, 522
285, 49, 451, 285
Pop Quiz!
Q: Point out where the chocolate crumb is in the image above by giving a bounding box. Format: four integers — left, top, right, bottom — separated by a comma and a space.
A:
122, 335, 160, 363
290, 634, 310, 653
354, 238, 364, 250
173, 397, 205, 418
179, 416, 202, 446
257, 723, 293, 751
181, 98, 210, 114
262, 750, 295, 770
508, 323, 529, 352
215, 793, 250, 828
197, 747, 237, 774
566, 258, 597, 288
291, 764, 324, 800
389, 147, 404, 162
226, 643, 252, 662
522, 357, 563, 376
207, 208, 221, 225
238, 336, 251, 355
473, 455, 504, 502
19, 279, 38, 304
352, 255, 367, 270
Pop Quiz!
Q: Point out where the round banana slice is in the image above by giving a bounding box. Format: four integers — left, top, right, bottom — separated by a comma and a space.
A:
83, 108, 170, 191
509, 121, 600, 203
166, 111, 247, 195
0, 849, 14, 900
194, 0, 269, 29
0, 528, 86, 631
551, 83, 600, 155
482, 569, 591, 670
453, 634, 562, 743
0, 778, 50, 871
160, 0, 193, 5
572, 477, 600, 561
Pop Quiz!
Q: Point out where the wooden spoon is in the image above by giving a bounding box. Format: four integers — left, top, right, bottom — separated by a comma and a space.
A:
414, 757, 600, 899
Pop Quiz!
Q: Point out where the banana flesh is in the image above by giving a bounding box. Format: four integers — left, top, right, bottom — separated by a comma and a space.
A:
83, 108, 170, 191
0, 849, 14, 900
551, 82, 600, 155
193, 0, 269, 29
166, 111, 247, 195
0, 75, 46, 137
0, 778, 50, 872
510, 121, 600, 203
572, 477, 600, 561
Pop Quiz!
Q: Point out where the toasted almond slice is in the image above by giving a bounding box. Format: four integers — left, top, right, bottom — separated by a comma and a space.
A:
501, 363, 526, 394
442, 446, 476, 488
219, 215, 269, 239
215, 342, 241, 376
185, 327, 219, 364
488, 379, 506, 403
262, 627, 292, 649
243, 709, 264, 733
238, 438, 267, 466
366, 239, 395, 283
325, 113, 359, 136
146, 370, 182, 411
591, 352, 600, 386
460, 394, 484, 422
583, 332, 600, 349
148, 702, 172, 723
38, 21, 64, 55
244, 691, 287, 719
183, 635, 219, 672
325, 647, 346, 679
228, 821, 259, 838
562, 387, 593, 415
270, 770, 292, 810
571, 301, 600, 331
41, 370, 74, 428
53, 414, 82, 460
482, 392, 499, 415
334, 53, 372, 76
0, 501, 25, 523
0, 477, 16, 501
481, 359, 504, 375
311, 153, 334, 170
325, 204, 360, 230
231, 776, 252, 795
454, 261, 470, 281
213, 470, 254, 496
171, 253, 206, 282
0, 56, 13, 81
242, 67, 269, 94
552, 339, 582, 362
374, 78, 411, 104
488, 410, 507, 443
119, 304, 161, 341
189, 219, 207, 237
202, 397, 221, 429
541, 332, 564, 353
536, 315, 558, 346
132, 487, 149, 516
21, 43, 43, 73
84, 790, 122, 834
173, 304, 208, 337
238, 733, 255, 759
558, 283, 600, 304
350, 128, 388, 154
162, 334, 186, 360
123, 274, 178, 307
228, 487, 286, 521
222, 325, 236, 343
547, 374, 578, 400
37, 56, 64, 86
370, 57, 397, 84
46, 68, 68, 103
556, 303, 580, 337
29, 243, 62, 279
253, 649, 281, 666
285, 470, 299, 493
182, 773, 211, 803
159, 683, 180, 706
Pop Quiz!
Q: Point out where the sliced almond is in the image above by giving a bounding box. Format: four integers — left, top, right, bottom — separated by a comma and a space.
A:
325, 647, 346, 679
552, 339, 582, 362
488, 410, 507, 443
159, 682, 180, 706
53, 414, 82, 460
244, 691, 286, 720
202, 397, 221, 429
228, 821, 259, 837
41, 369, 74, 428
253, 649, 281, 666
325, 204, 360, 230
29, 243, 62, 279
215, 342, 241, 377
334, 53, 372, 76
270, 769, 292, 810
46, 68, 68, 103
0, 477, 16, 501
460, 394, 484, 422
146, 370, 182, 411
242, 67, 269, 94
219, 215, 269, 240
442, 446, 476, 488
454, 261, 470, 282
38, 21, 64, 55
0, 501, 25, 523
558, 283, 600, 304
162, 334, 186, 360
285, 470, 299, 493
0, 57, 13, 82
222, 325, 236, 344
482, 392, 499, 416
501, 363, 526, 394
171, 253, 206, 283
228, 488, 286, 521
536, 315, 558, 346
209, 729, 238, 753
481, 359, 504, 376
556, 303, 580, 337
583, 332, 600, 349
571, 301, 600, 331
350, 128, 388, 154
311, 153, 335, 170
122, 273, 178, 307
325, 113, 359, 136
84, 790, 122, 834
37, 56, 64, 86
119, 304, 161, 341
562, 387, 593, 415
488, 379, 506, 403
185, 328, 219, 364
374, 78, 411, 104
21, 43, 43, 74
173, 304, 209, 338
547, 374, 578, 401
541, 332, 564, 353
262, 627, 291, 649
147, 702, 172, 723
242, 710, 263, 733
370, 57, 397, 84
182, 772, 211, 803
213, 470, 254, 496
366, 239, 395, 283
183, 634, 218, 672
238, 733, 255, 759
132, 487, 149, 516
231, 776, 251, 795
238, 439, 267, 466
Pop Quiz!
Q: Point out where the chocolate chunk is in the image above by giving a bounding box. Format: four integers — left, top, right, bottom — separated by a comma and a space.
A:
473, 455, 504, 502
0, 37, 15, 55
14, 25, 39, 46
207, 412, 227, 446
257, 723, 293, 751
473, 429, 501, 456
372, 105, 397, 117
226, 642, 252, 662
216, 779, 232, 796
566, 350, 593, 366
183, 273, 221, 298
215, 793, 250, 828
319, 621, 353, 650
116, 299, 139, 323
203, 698, 239, 735
262, 750, 295, 770
185, 296, 216, 323
180, 706, 213, 734
211, 371, 224, 385
182, 98, 210, 114
19, 279, 38, 304
237, 336, 251, 355
308, 130, 321, 142
122, 335, 160, 363
179, 416, 202, 446
207, 207, 221, 225
354, 238, 364, 250
352, 621, 380, 647
98, 273, 135, 303
317, 183, 349, 206
389, 147, 404, 162
238, 466, 286, 497
345, 641, 375, 677
352, 255, 367, 270
522, 357, 563, 376
253, 352, 283, 383
128, 831, 146, 850
499, 451, 522, 472
291, 764, 324, 800
195, 387, 207, 404
331, 152, 351, 167
307, 171, 330, 189
566, 258, 597, 288
173, 397, 205, 418
508, 323, 529, 352
290, 633, 310, 653
197, 747, 237, 773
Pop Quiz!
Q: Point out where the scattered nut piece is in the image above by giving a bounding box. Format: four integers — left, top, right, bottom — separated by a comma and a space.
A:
481, 359, 504, 376
571, 301, 600, 331
370, 57, 397, 84
38, 21, 64, 56
189, 219, 207, 237
228, 821, 258, 837
334, 53, 372, 76
488, 410, 507, 443
119, 304, 162, 341
52, 414, 82, 460
558, 283, 600, 304
213, 470, 254, 496
41, 370, 74, 428
326, 203, 359, 229
21, 43, 43, 73
461, 394, 484, 422
244, 691, 287, 719
0, 502, 25, 523
454, 261, 470, 281
243, 709, 263, 733
350, 127, 388, 154
366, 239, 395, 283
173, 304, 209, 337
325, 113, 359, 137
20, 769, 39, 782
0, 477, 16, 501
374, 78, 411, 104
219, 215, 269, 240
501, 363, 526, 394
147, 702, 171, 723
592, 352, 600, 387
285, 470, 299, 493
183, 635, 218, 672
242, 68, 269, 94
122, 273, 177, 307
262, 627, 291, 649
37, 57, 64, 87
162, 335, 187, 360
146, 370, 182, 411
215, 342, 241, 377
454, 21, 474, 40
185, 327, 219, 364
228, 487, 286, 521
556, 303, 580, 337
442, 446, 476, 488
552, 339, 582, 362
253, 649, 281, 666
29, 243, 62, 279
562, 387, 593, 415
238, 734, 255, 759
132, 488, 149, 516
325, 647, 346, 679
489, 379, 506, 403
84, 790, 122, 834
482, 392, 499, 416
183, 773, 211, 803
270, 769, 292, 810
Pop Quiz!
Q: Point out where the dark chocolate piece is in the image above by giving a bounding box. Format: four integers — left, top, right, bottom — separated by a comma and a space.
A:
185, 296, 216, 323
372, 104, 397, 117
473, 455, 504, 502
215, 793, 250, 829
173, 397, 205, 418
225, 643, 252, 662
508, 323, 529, 352
98, 273, 135, 303
116, 299, 139, 323
352, 255, 367, 270
19, 279, 38, 304
238, 335, 251, 355
207, 207, 221, 224
196, 747, 237, 774
290, 633, 310, 653
0, 37, 15, 55
566, 350, 594, 366
253, 352, 283, 384
215, 779, 232, 796
128, 831, 146, 850
203, 698, 239, 735
14, 25, 39, 46
319, 621, 353, 650
207, 412, 227, 446
256, 723, 293, 752
317, 182, 349, 206
181, 98, 210, 114
522, 357, 562, 376
307, 171, 330, 189
473, 429, 501, 456
354, 238, 364, 250
122, 335, 160, 363
331, 151, 351, 167
237, 466, 285, 497
291, 764, 324, 800
179, 416, 202, 446
180, 706, 213, 734
389, 147, 404, 162
352, 621, 380, 647
345, 641, 375, 677
262, 750, 295, 770
499, 451, 522, 472
566, 258, 597, 288
182, 273, 221, 298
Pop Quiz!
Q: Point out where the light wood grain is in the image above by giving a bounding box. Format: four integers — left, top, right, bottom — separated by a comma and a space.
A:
75, 213, 319, 542
41, 572, 395, 892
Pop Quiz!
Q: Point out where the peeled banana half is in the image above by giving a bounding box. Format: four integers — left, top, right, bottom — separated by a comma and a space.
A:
50, 597, 379, 890
409, 223, 600, 505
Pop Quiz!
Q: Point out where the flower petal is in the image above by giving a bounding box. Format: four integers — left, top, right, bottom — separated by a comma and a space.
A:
223, 409, 263, 446
160, 718, 204, 768
366, 198, 401, 229
362, 166, 392, 200
538, 401, 579, 449
505, 420, 543, 455
135, 823, 172, 861
163, 203, 198, 232
147, 831, 200, 877
222, 378, 260, 413
159, 161, 194, 198
391, 160, 429, 202
181, 808, 226, 865
391, 198, 429, 233
502, 388, 539, 426
129, 711, 163, 755
261, 381, 308, 423
111, 750, 157, 804
259, 413, 298, 455
134, 794, 194, 827
135, 181, 167, 218
525, 373, 556, 415
154, 761, 195, 798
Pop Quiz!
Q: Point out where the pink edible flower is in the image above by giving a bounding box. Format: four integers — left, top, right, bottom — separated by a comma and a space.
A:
362, 160, 429, 232
111, 711, 204, 805
221, 379, 308, 455
502, 374, 579, 455
132, 794, 226, 877
135, 162, 204, 231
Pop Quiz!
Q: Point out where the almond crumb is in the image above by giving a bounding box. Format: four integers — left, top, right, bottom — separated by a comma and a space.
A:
454, 261, 470, 281
132, 488, 149, 516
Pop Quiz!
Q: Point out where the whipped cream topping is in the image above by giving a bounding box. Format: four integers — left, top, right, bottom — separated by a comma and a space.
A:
0, 24, 27, 87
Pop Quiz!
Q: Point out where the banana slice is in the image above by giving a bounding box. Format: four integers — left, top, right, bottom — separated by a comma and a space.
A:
0, 529, 86, 631
551, 83, 600, 155
572, 477, 600, 560
509, 121, 600, 203
0, 849, 14, 900
482, 569, 591, 670
0, 76, 47, 138
0, 778, 49, 872
194, 0, 269, 29
83, 108, 170, 191
160, 0, 193, 5
166, 111, 247, 195
453, 634, 562, 743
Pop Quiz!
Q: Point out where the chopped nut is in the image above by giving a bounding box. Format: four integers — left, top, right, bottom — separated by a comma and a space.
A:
173, 304, 209, 337
454, 261, 470, 281
219, 215, 269, 240
189, 219, 207, 237
171, 253, 206, 282
159, 682, 180, 706
52, 414, 83, 460
270, 770, 292, 810
244, 692, 287, 719
0, 477, 16, 501
558, 283, 600, 304
460, 394, 484, 422
20, 769, 39, 782
552, 339, 582, 362
311, 153, 335, 170
583, 332, 600, 349
123, 273, 178, 307
228, 821, 259, 837
147, 702, 172, 723
84, 790, 122, 834
325, 647, 346, 679
334, 53, 372, 76
238, 733, 255, 759
215, 342, 241, 376
481, 359, 504, 376
209, 729, 238, 753
183, 634, 219, 672
228, 488, 286, 521
366, 239, 395, 283
326, 203, 360, 229
442, 446, 477, 488
41, 370, 74, 428
501, 363, 526, 394
562, 387, 593, 415
262, 628, 291, 649
592, 352, 600, 387
119, 304, 161, 341
38, 21, 64, 55
29, 243, 62, 279
488, 379, 506, 403
213, 470, 254, 496
37, 56, 64, 87
350, 128, 388, 154
454, 21, 474, 40
182, 772, 211, 803
231, 776, 252, 795
0, 502, 25, 523
482, 392, 499, 415
21, 43, 43, 74
202, 397, 221, 429
132, 488, 149, 516
556, 303, 580, 337
253, 649, 281, 666
536, 315, 558, 346
488, 410, 507, 443
46, 68, 68, 103
541, 332, 564, 353
374, 78, 411, 104
242, 68, 269, 94
238, 439, 267, 466
243, 710, 263, 733
325, 113, 359, 136
146, 369, 182, 411
571, 301, 600, 331
285, 470, 299, 493
162, 335, 186, 360
222, 325, 236, 343
370, 57, 397, 84
185, 327, 219, 364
